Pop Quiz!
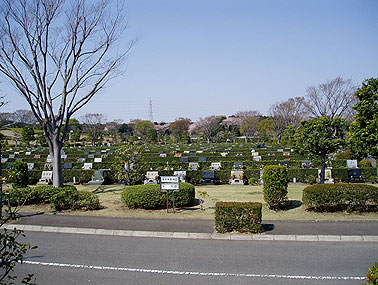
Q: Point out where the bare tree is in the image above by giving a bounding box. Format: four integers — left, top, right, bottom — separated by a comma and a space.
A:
81, 113, 107, 146
269, 97, 308, 144
11, 110, 37, 125
0, 0, 135, 186
234, 110, 262, 142
305, 77, 358, 121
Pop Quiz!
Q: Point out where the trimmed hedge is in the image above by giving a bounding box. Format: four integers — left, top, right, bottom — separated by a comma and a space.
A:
262, 165, 288, 210
302, 184, 378, 212
2, 185, 77, 206
51, 188, 101, 211
121, 182, 195, 209
2, 185, 101, 211
215, 202, 262, 233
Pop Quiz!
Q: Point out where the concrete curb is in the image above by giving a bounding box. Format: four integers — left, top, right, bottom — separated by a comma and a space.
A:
2, 224, 378, 243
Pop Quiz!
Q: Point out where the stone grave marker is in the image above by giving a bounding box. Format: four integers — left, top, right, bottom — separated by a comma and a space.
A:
220, 152, 228, 157
159, 154, 167, 158
198, 157, 207, 162
44, 163, 52, 170
64, 163, 73, 169
174, 153, 182, 157
7, 163, 12, 169
190, 153, 197, 157
267, 152, 275, 156
210, 162, 221, 170
27, 163, 34, 170
26, 152, 31, 155
253, 156, 262, 161
88, 154, 95, 159
318, 169, 334, 184
94, 157, 102, 163
347, 160, 358, 168
277, 149, 284, 152
188, 162, 199, 170
9, 154, 15, 159
61, 154, 67, 159
180, 157, 189, 163
201, 171, 215, 185
38, 171, 53, 185
88, 170, 105, 185
144, 171, 159, 184
173, 170, 186, 182
82, 163, 93, 170
16, 158, 23, 161
1, 158, 8, 163
251, 152, 259, 156
34, 154, 41, 159
283, 152, 290, 156
78, 158, 86, 162
301, 161, 312, 168
230, 170, 244, 185
233, 162, 243, 170
279, 161, 289, 167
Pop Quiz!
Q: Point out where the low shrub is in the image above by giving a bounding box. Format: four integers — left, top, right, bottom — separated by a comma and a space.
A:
360, 159, 372, 168
2, 185, 78, 206
303, 184, 378, 212
248, 177, 258, 185
50, 188, 100, 211
262, 165, 288, 210
215, 202, 262, 233
7, 161, 29, 188
363, 262, 378, 285
121, 182, 195, 209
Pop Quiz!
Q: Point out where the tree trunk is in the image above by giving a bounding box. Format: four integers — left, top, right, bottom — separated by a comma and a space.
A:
320, 153, 326, 184
51, 136, 63, 187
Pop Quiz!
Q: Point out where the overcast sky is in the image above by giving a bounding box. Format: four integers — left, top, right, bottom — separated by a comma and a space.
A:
2, 0, 378, 123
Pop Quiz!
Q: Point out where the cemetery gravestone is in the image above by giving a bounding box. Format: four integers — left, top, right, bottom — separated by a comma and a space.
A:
347, 169, 364, 183
88, 170, 105, 185
301, 161, 312, 168
234, 162, 243, 170
198, 157, 207, 162
173, 170, 186, 182
253, 156, 262, 162
64, 163, 73, 169
210, 162, 221, 170
189, 162, 199, 170
7, 163, 12, 169
201, 171, 215, 185
283, 152, 290, 156
38, 171, 53, 185
1, 158, 8, 163
144, 171, 159, 185
347, 160, 358, 168
83, 163, 93, 170
230, 170, 244, 185
44, 163, 52, 170
180, 157, 189, 163
279, 161, 289, 167
94, 158, 102, 163
318, 169, 334, 184
27, 163, 34, 170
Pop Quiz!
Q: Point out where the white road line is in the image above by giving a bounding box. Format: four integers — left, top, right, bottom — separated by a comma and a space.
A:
21, 260, 364, 281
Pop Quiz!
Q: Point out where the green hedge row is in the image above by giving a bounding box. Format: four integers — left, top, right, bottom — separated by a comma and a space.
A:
2, 185, 101, 211
215, 202, 262, 233
121, 182, 195, 209
302, 184, 378, 212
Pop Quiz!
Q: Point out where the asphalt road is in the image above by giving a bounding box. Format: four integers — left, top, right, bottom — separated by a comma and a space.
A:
14, 231, 377, 285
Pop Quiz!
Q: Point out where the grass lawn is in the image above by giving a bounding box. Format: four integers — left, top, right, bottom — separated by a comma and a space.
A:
17, 183, 378, 221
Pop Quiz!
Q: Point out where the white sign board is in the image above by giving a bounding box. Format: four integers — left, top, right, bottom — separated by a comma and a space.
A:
160, 176, 179, 183
161, 183, 179, 190
347, 160, 358, 168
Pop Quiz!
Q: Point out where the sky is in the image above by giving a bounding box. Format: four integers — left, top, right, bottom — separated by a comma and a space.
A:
1, 0, 378, 123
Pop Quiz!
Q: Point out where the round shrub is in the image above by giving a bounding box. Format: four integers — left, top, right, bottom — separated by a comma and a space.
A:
7, 161, 29, 188
50, 187, 101, 211
360, 159, 372, 168
121, 182, 195, 209
262, 165, 288, 210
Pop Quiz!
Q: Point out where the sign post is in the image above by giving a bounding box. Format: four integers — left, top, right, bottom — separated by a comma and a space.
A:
160, 176, 180, 213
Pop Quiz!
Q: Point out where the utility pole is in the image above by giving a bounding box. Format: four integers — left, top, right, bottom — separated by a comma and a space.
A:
148, 98, 154, 122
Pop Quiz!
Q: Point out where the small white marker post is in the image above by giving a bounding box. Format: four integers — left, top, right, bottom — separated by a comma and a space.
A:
160, 176, 180, 213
